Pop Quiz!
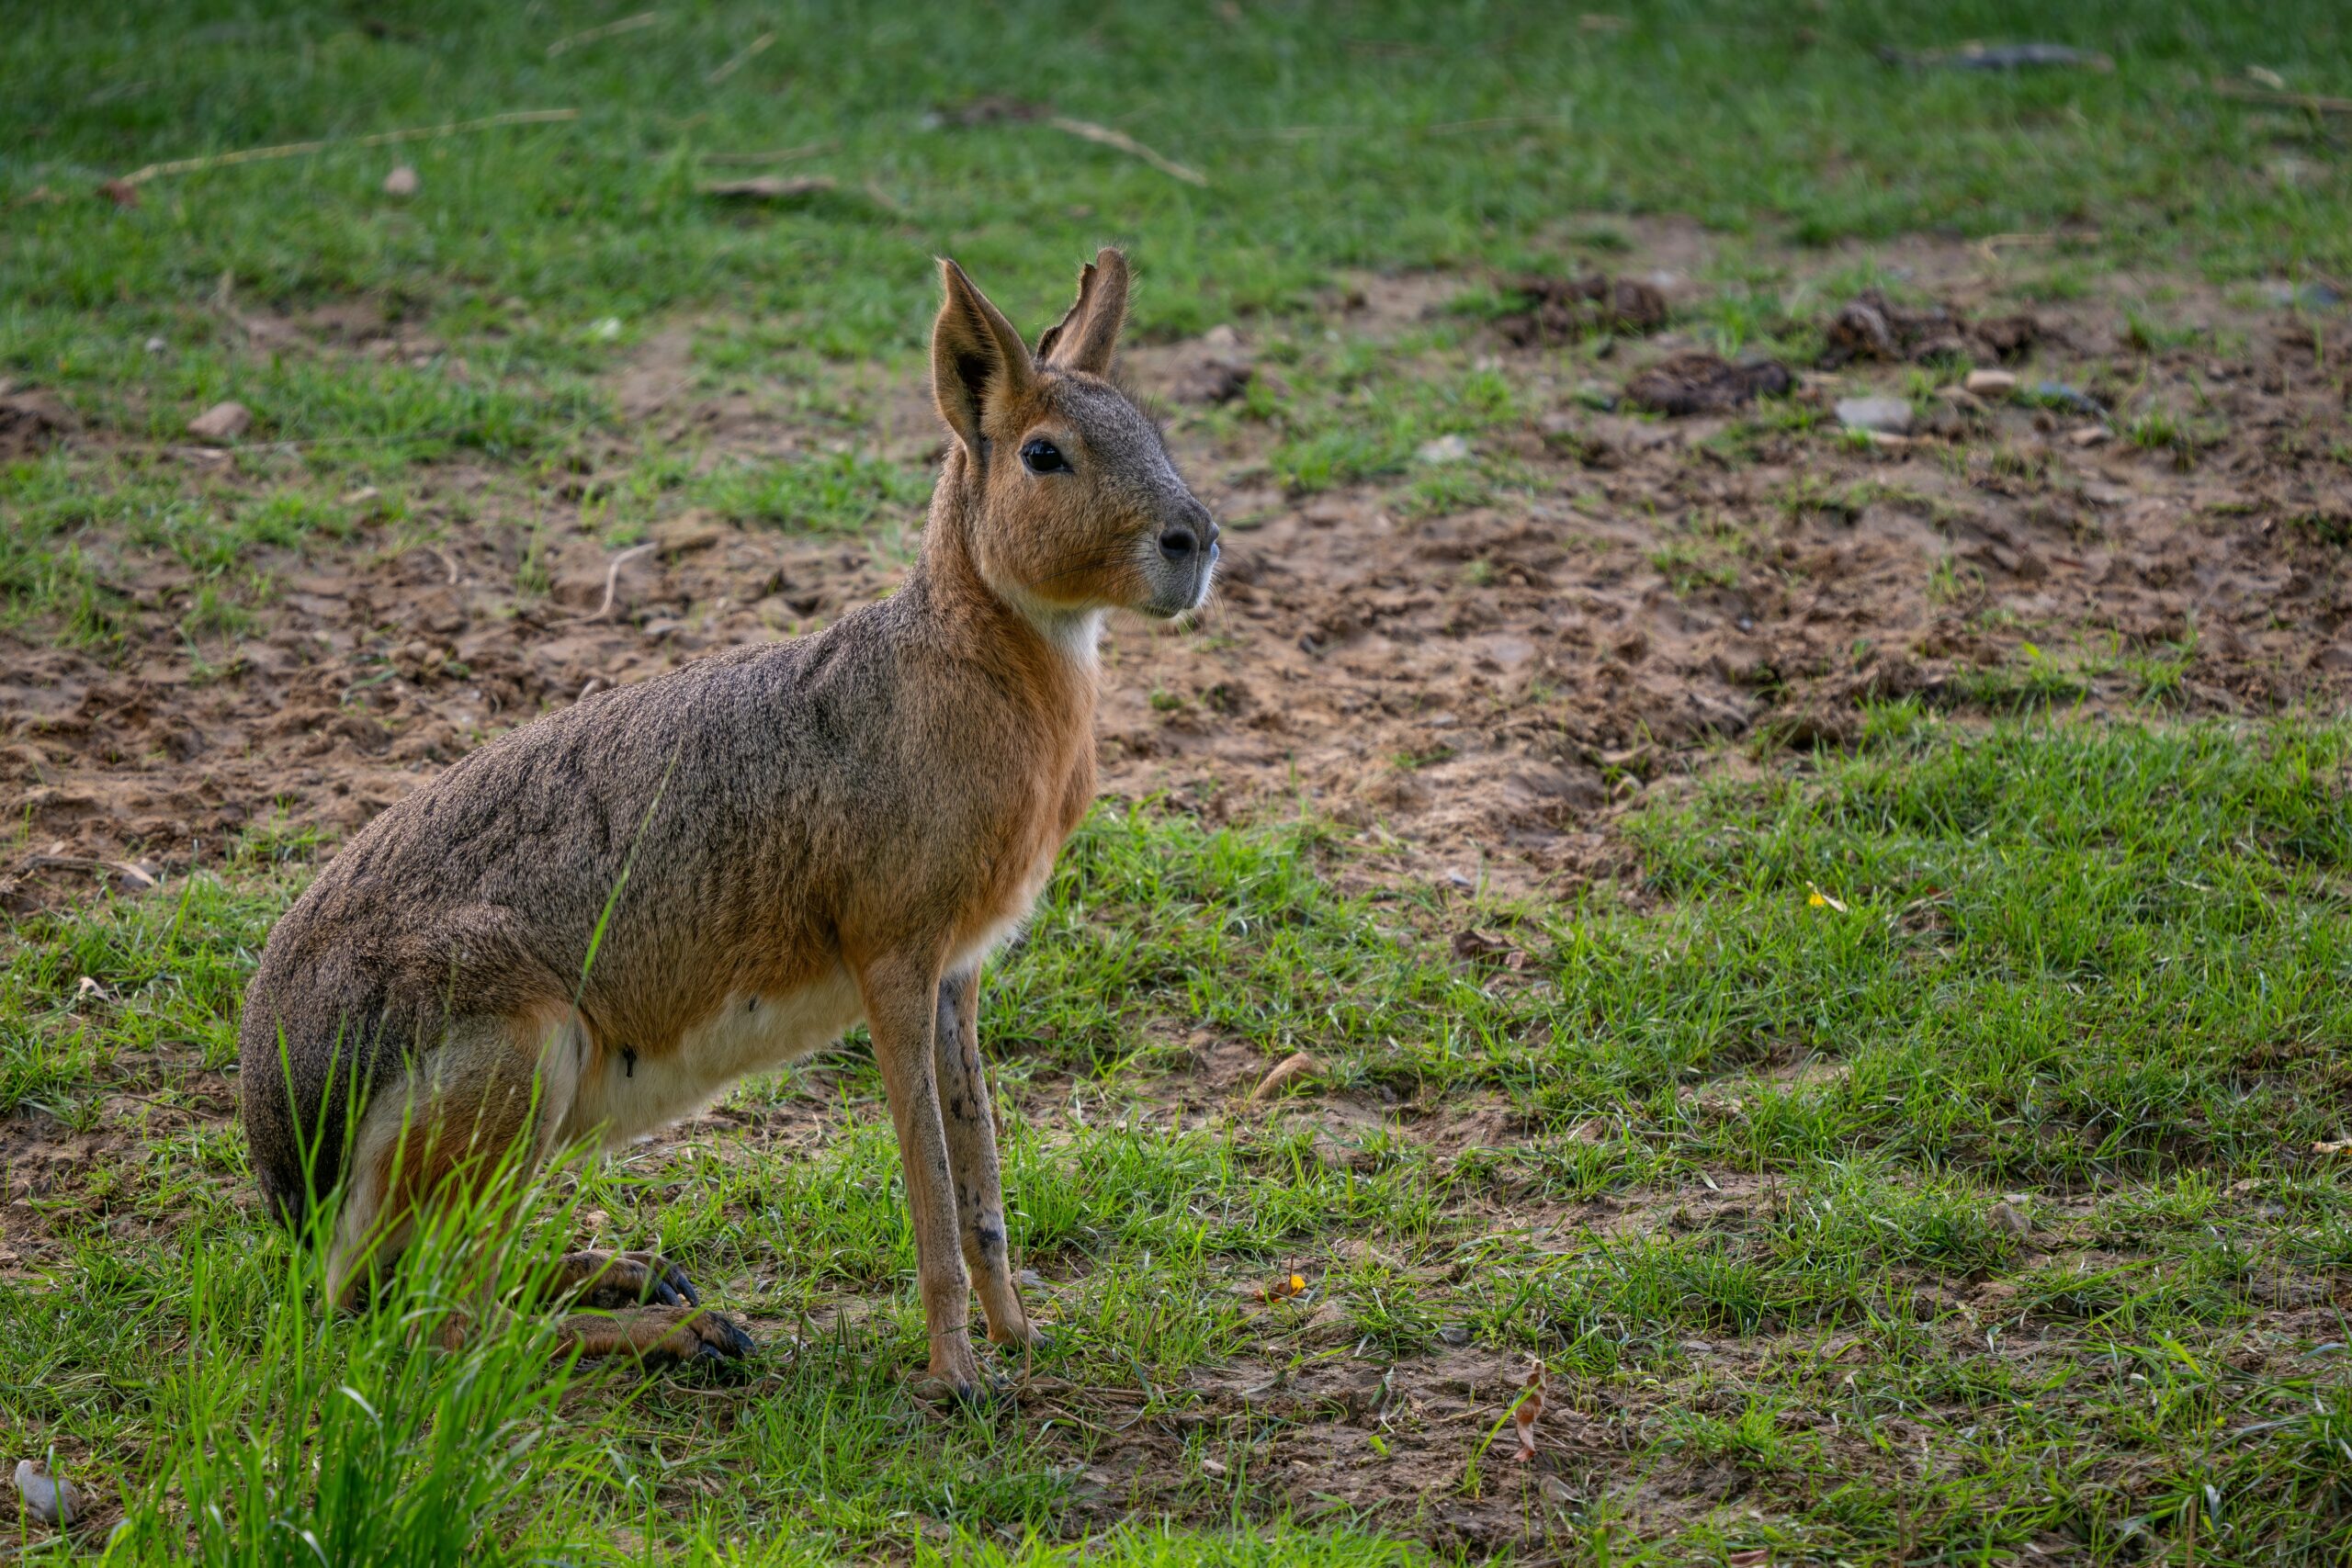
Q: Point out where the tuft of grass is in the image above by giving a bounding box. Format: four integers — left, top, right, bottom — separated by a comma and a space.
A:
695, 449, 933, 535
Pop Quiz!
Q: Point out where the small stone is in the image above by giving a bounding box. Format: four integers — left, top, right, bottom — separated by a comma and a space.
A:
2031, 380, 2106, 415
2261, 280, 2342, 310
382, 164, 420, 197
186, 400, 252, 443
1415, 434, 1474, 465
1836, 395, 1914, 435
2067, 424, 2109, 447
1963, 368, 2018, 397
13, 1460, 81, 1527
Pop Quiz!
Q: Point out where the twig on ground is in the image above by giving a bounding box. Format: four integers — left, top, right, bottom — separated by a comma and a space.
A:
1047, 117, 1207, 186
2211, 81, 2352, 114
705, 31, 775, 85
547, 11, 662, 57
109, 109, 580, 189
579, 544, 657, 623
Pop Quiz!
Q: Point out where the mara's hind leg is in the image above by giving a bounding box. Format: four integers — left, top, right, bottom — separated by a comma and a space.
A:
323, 1010, 753, 1367
324, 1008, 579, 1312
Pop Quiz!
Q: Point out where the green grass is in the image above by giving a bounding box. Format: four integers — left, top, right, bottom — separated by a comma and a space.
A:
7, 1, 2351, 440
9, 716, 2352, 1561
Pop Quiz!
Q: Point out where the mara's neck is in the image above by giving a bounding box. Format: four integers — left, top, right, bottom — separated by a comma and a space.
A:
912, 446, 1106, 700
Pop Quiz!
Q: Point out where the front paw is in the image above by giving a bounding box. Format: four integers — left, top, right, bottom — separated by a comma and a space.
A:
914, 1339, 997, 1408
988, 1315, 1047, 1351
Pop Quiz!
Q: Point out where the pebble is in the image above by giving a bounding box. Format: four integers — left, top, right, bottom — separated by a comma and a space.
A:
185, 400, 252, 443
2032, 381, 2106, 415
1963, 368, 2018, 397
2067, 424, 2109, 446
382, 164, 420, 197
2261, 280, 2342, 310
13, 1460, 81, 1528
1415, 434, 1474, 465
1835, 395, 1914, 435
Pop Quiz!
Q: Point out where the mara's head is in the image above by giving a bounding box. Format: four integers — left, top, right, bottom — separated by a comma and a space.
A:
930, 248, 1217, 627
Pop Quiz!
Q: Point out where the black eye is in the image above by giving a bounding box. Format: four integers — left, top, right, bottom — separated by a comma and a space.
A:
1020, 438, 1069, 475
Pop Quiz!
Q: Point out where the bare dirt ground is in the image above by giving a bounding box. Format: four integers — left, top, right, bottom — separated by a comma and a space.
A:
5, 226, 2349, 915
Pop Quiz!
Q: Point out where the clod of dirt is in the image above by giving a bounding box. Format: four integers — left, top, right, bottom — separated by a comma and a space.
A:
185, 400, 252, 443
382, 164, 420, 197
1822, 288, 2037, 367
0, 387, 78, 457
653, 511, 726, 555
1164, 323, 1255, 404
1989, 1200, 2030, 1237
1493, 272, 1668, 346
13, 1460, 81, 1528
1623, 352, 1792, 415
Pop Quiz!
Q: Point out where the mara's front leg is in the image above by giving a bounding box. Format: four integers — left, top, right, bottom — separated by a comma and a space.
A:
934, 966, 1035, 1348
857, 952, 987, 1401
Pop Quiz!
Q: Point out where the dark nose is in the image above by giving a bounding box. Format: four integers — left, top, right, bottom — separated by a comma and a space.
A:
1159, 510, 1220, 563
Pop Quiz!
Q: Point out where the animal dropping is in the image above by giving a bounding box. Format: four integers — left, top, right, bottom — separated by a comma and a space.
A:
237, 250, 1221, 1403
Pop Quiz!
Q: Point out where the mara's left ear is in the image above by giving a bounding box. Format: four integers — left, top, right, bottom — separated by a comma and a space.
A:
1035, 248, 1130, 376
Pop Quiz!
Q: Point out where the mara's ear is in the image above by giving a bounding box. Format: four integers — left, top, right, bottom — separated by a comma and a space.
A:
932, 258, 1037, 456
1035, 247, 1130, 376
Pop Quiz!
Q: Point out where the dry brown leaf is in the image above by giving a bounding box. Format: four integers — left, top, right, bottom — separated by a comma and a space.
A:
1248, 1050, 1324, 1102
1450, 928, 1527, 969
186, 400, 253, 444
2314, 1138, 2352, 1156
1511, 1359, 1546, 1461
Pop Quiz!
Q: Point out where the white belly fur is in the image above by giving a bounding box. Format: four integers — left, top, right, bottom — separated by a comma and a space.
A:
560, 964, 865, 1146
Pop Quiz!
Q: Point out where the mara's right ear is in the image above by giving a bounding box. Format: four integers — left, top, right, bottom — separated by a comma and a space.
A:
1035, 247, 1130, 376
932, 258, 1036, 457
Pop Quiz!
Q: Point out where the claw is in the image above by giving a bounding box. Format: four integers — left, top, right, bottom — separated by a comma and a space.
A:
662, 1265, 698, 1308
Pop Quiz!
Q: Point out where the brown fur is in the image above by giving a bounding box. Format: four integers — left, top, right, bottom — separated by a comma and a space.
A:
237, 250, 1216, 1396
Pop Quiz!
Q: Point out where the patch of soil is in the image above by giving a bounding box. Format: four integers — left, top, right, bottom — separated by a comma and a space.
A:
1622, 351, 1793, 414
5, 232, 2352, 919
